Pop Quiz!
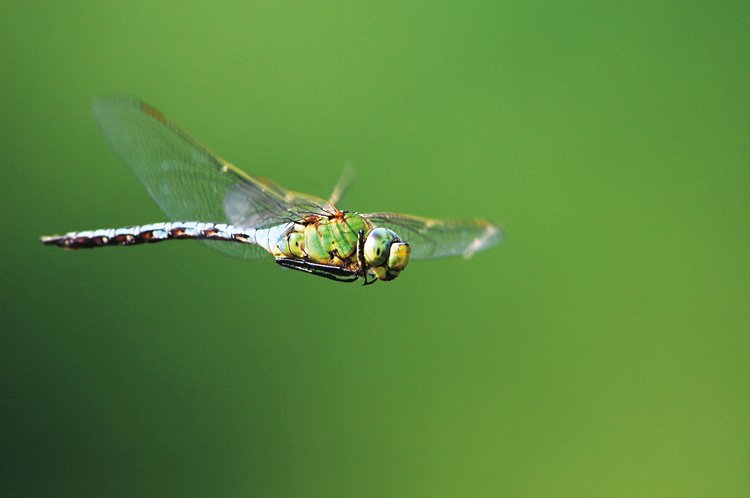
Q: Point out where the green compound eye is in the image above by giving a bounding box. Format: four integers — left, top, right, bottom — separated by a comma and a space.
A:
363, 228, 397, 266
388, 242, 410, 271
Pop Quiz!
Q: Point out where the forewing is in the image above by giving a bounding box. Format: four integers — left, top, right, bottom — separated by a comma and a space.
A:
92, 96, 332, 258
253, 176, 338, 217
364, 213, 503, 260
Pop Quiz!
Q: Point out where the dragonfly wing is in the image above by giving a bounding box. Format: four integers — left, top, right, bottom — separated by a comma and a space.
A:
363, 212, 503, 260
92, 96, 332, 259
252, 175, 338, 217
328, 163, 355, 206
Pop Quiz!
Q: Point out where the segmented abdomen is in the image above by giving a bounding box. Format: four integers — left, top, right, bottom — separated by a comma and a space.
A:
41, 222, 257, 249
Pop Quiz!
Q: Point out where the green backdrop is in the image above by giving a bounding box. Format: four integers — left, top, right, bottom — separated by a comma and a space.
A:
2, 1, 749, 496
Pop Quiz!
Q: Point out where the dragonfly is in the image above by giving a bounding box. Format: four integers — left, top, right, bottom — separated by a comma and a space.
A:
41, 96, 503, 284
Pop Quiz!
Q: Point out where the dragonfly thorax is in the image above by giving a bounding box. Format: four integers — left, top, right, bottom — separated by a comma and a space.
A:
270, 212, 366, 270
267, 217, 410, 282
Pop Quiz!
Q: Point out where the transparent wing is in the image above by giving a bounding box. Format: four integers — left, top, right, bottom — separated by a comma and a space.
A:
252, 175, 338, 218
328, 163, 355, 206
363, 212, 503, 260
92, 95, 336, 259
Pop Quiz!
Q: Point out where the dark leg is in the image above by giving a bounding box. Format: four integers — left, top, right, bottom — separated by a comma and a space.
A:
356, 230, 366, 269
356, 229, 376, 286
275, 258, 359, 283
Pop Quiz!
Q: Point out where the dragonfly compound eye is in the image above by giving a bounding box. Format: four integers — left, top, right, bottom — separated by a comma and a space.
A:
364, 228, 410, 281
388, 242, 410, 271
364, 228, 398, 267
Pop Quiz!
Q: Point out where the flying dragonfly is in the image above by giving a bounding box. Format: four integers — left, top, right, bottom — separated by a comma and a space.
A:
41, 96, 503, 284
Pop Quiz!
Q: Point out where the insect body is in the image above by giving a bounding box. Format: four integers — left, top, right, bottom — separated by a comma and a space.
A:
41, 96, 502, 284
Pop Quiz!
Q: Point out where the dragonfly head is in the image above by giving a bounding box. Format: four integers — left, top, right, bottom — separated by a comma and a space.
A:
363, 228, 411, 281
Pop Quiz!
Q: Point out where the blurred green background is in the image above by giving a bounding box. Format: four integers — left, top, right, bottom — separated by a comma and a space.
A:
2, 1, 749, 496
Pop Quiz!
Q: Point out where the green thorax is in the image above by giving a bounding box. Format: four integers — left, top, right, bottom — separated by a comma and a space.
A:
273, 212, 370, 268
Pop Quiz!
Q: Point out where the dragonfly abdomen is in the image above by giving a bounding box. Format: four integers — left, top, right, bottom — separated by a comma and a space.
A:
41, 222, 261, 250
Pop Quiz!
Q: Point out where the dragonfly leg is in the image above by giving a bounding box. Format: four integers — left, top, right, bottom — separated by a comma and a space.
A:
363, 273, 378, 286
275, 258, 359, 283
355, 229, 379, 286
356, 229, 367, 271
